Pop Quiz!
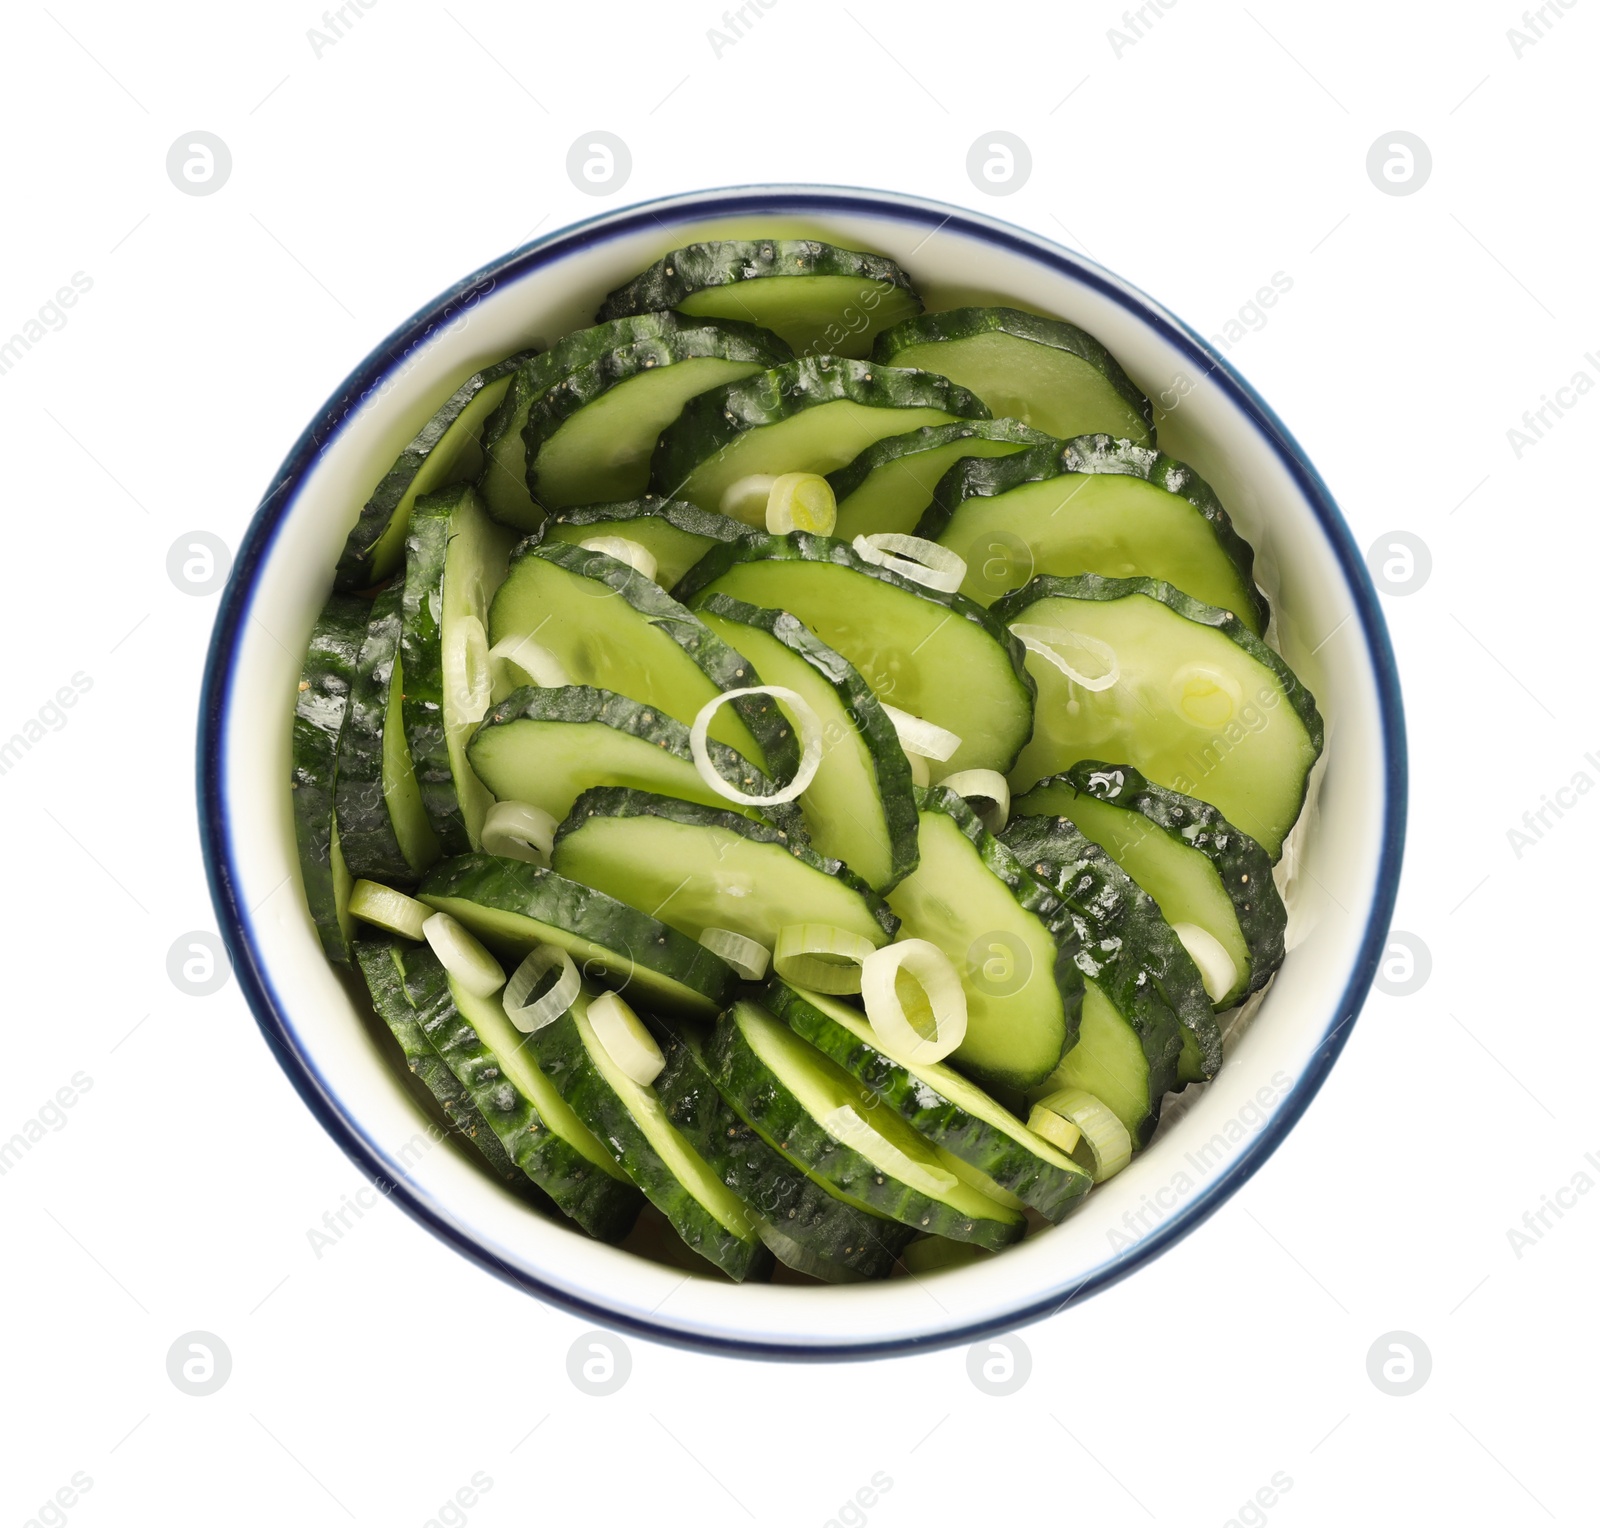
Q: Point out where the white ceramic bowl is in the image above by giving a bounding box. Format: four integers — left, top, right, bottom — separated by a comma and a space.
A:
200, 186, 1405, 1358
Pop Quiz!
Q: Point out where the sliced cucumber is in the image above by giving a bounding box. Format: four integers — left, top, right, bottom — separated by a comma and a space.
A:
916, 435, 1268, 631
336, 352, 528, 591
675, 531, 1035, 776
693, 594, 918, 893
993, 574, 1323, 859
418, 853, 738, 1020
884, 787, 1079, 1091
381, 650, 439, 876
532, 496, 753, 589
486, 540, 797, 778
1002, 810, 1220, 1084
597, 239, 922, 360
708, 1001, 1024, 1249
292, 592, 368, 965
763, 979, 1092, 1221
651, 357, 989, 517
653, 1021, 911, 1280
467, 684, 803, 835
829, 418, 1055, 540
550, 788, 896, 952
399, 484, 512, 855
871, 306, 1153, 447
1016, 762, 1286, 1005
524, 315, 793, 510
527, 994, 771, 1279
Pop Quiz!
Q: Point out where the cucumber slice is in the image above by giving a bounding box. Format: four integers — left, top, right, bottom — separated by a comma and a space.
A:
597, 239, 923, 360
399, 484, 512, 855
871, 307, 1154, 447
651, 357, 989, 516
335, 585, 436, 883
675, 532, 1035, 776
527, 995, 771, 1279
1002, 810, 1220, 1084
693, 594, 918, 893
1016, 762, 1286, 1006
292, 592, 368, 965
994, 574, 1323, 859
829, 419, 1055, 540
524, 316, 793, 510
708, 1001, 1025, 1249
532, 497, 753, 589
653, 1022, 911, 1280
395, 943, 642, 1239
550, 788, 897, 951
917, 435, 1269, 633
336, 352, 528, 591
486, 540, 797, 779
418, 853, 738, 1020
763, 980, 1092, 1221
884, 787, 1080, 1091
468, 684, 804, 836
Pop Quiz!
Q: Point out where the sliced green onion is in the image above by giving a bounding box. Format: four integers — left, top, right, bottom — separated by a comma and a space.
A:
488, 631, 572, 688
1173, 921, 1239, 1004
588, 990, 664, 1087
820, 1105, 957, 1198
502, 944, 579, 1034
861, 939, 968, 1064
699, 926, 771, 980
481, 800, 557, 866
1026, 1107, 1082, 1155
1009, 623, 1119, 691
349, 879, 432, 941
880, 702, 961, 763
720, 473, 776, 525
773, 923, 876, 994
852, 533, 966, 593
765, 472, 837, 535
421, 911, 506, 998
907, 750, 930, 788
444, 613, 493, 725
936, 768, 1010, 833
1030, 1087, 1132, 1182
690, 684, 822, 806
579, 535, 658, 583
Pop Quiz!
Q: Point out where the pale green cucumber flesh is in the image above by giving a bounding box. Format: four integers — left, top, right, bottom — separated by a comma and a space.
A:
677, 276, 921, 359
383, 656, 439, 876
834, 434, 1042, 540
540, 508, 744, 589
1039, 981, 1157, 1142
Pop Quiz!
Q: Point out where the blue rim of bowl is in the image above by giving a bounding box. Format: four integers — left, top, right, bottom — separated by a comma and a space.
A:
198, 184, 1407, 1361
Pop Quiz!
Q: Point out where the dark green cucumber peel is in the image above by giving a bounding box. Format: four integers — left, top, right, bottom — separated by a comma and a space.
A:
652, 1021, 911, 1279
467, 684, 806, 840
418, 853, 738, 1021
291, 592, 368, 965
335, 352, 530, 591
1000, 811, 1221, 1085
530, 496, 755, 589
761, 979, 1092, 1223
706, 1001, 1025, 1250
916, 433, 1269, 633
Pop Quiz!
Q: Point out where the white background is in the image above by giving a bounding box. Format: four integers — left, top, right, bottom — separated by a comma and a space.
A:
1, 1, 1594, 1524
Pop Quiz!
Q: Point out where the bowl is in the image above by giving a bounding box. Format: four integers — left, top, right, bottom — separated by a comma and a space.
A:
198, 185, 1406, 1359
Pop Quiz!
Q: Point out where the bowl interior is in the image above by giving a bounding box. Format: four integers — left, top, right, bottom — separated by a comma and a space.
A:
206, 187, 1400, 1356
